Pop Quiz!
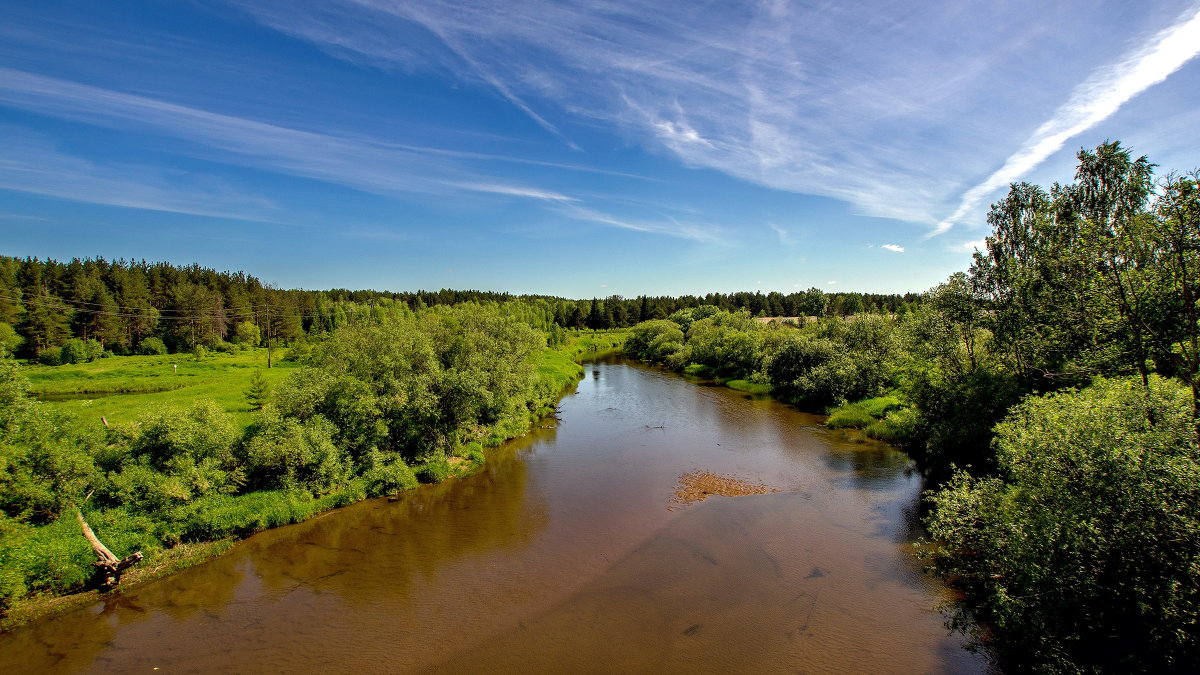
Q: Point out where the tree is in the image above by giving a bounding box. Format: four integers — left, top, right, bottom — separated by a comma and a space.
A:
925, 376, 1200, 672
1153, 170, 1200, 439
244, 369, 271, 410
234, 320, 261, 347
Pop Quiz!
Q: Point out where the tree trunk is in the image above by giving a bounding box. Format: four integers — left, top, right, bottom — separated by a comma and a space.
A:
76, 509, 142, 591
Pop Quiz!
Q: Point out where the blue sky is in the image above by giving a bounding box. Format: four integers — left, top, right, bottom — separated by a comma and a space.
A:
2, 0, 1199, 297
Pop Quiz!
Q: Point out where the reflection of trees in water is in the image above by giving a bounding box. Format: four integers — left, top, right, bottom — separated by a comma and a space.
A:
239, 431, 549, 606
0, 432, 549, 673
0, 546, 251, 673
821, 440, 913, 491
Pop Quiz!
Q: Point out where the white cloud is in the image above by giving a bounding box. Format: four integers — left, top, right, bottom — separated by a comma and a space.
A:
932, 5, 1200, 236
231, 0, 1200, 231
559, 204, 724, 243
0, 66, 580, 207
0, 127, 282, 222
950, 239, 987, 253
882, 244, 905, 253
768, 222, 796, 246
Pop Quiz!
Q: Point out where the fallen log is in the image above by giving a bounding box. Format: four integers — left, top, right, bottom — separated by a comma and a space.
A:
76, 509, 142, 591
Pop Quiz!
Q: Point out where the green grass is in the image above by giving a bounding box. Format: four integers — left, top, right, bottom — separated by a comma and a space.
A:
826, 406, 877, 428
559, 330, 627, 359
826, 395, 905, 429
23, 349, 301, 430
856, 395, 903, 417
724, 379, 773, 395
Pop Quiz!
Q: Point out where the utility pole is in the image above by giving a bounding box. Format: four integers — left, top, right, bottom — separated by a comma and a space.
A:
265, 306, 272, 368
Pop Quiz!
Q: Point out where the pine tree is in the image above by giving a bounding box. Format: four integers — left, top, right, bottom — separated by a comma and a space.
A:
244, 369, 271, 410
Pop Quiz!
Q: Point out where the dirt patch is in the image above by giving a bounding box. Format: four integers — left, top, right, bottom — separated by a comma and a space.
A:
669, 471, 780, 510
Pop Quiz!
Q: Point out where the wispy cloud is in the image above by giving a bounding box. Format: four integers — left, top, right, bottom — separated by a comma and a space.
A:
0, 66, 582, 208
881, 244, 905, 253
560, 204, 724, 243
453, 183, 577, 202
0, 127, 283, 222
932, 5, 1200, 236
769, 223, 796, 246
230, 0, 1199, 231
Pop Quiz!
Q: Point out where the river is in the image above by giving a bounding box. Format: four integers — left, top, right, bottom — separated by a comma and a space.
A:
0, 356, 989, 673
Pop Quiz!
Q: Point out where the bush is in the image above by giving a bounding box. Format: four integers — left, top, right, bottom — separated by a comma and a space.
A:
241, 415, 350, 494
211, 340, 238, 354
0, 323, 22, 357
415, 459, 451, 484
37, 347, 61, 366
58, 338, 104, 364
360, 449, 419, 497
925, 376, 1200, 671
138, 337, 167, 355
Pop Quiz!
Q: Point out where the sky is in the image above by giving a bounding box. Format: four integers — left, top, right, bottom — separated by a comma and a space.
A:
2, 0, 1200, 298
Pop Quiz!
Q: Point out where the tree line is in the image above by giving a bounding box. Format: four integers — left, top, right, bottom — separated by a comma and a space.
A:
0, 255, 914, 364
623, 142, 1200, 672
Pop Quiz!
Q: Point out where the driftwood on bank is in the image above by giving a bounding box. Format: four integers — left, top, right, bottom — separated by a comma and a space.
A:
75, 509, 142, 591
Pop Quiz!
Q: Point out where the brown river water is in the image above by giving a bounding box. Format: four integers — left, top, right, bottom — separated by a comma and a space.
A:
0, 356, 990, 673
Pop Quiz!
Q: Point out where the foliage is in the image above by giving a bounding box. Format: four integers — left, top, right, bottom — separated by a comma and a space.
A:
234, 320, 261, 347
59, 339, 104, 365
241, 415, 349, 493
414, 459, 451, 484
244, 369, 271, 410
925, 376, 1200, 672
138, 336, 167, 355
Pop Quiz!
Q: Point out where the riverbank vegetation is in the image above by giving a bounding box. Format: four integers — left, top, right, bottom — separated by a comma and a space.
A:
623, 143, 1200, 672
0, 303, 599, 627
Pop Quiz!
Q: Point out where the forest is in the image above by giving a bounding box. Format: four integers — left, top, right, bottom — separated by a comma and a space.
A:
2, 141, 1198, 671
0, 253, 913, 363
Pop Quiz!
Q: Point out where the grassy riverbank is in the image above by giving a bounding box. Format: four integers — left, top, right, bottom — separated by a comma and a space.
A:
1, 321, 609, 631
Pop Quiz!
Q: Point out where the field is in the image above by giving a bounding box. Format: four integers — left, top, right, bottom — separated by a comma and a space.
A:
24, 349, 301, 430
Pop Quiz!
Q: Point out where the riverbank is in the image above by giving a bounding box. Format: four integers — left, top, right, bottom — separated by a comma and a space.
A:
1, 332, 622, 633
0, 355, 983, 673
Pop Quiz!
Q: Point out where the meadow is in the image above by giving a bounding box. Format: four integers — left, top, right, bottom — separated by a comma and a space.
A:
24, 349, 300, 430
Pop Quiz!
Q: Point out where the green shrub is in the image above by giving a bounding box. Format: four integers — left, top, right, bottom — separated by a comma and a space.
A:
925, 376, 1200, 671
37, 347, 61, 366
360, 449, 418, 497
138, 337, 167, 355
0, 323, 22, 357
241, 415, 350, 494
59, 339, 104, 364
415, 459, 451, 484
211, 340, 238, 354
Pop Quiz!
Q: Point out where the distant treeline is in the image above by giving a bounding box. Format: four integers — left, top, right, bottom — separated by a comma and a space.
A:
0, 255, 916, 361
